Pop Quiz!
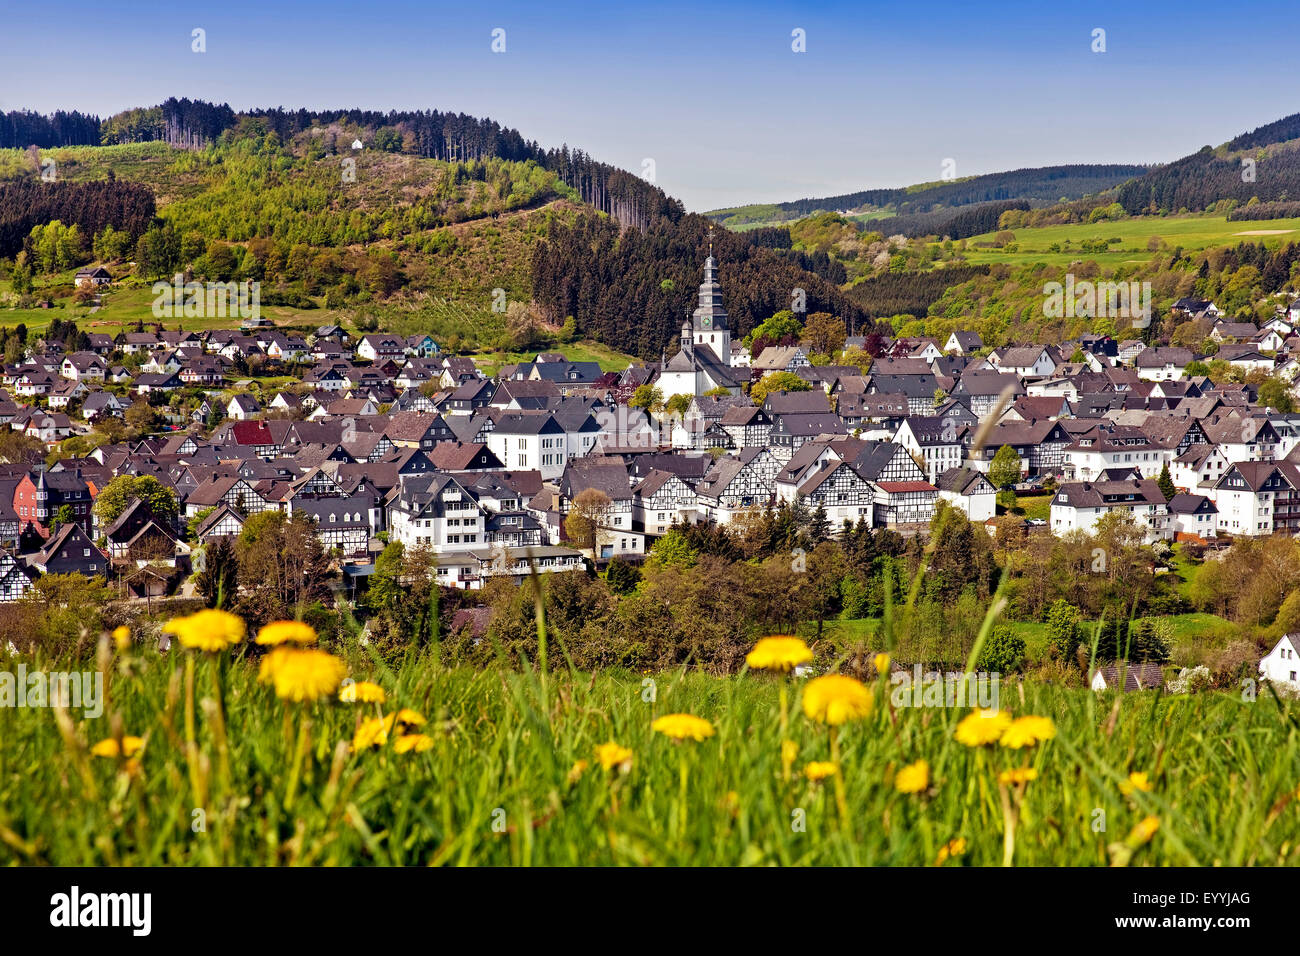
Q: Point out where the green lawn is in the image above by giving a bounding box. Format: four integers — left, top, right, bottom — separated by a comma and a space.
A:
473, 340, 638, 376
956, 214, 1300, 268
1166, 545, 1205, 603
1011, 493, 1053, 521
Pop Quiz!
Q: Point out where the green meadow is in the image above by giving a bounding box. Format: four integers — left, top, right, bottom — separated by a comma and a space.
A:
0, 620, 1296, 866
957, 214, 1300, 268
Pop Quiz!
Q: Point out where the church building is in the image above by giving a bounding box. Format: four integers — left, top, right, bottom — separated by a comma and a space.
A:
656, 249, 743, 399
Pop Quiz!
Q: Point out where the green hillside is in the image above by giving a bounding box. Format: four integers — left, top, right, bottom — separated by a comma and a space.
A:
957, 214, 1300, 268
0, 134, 597, 351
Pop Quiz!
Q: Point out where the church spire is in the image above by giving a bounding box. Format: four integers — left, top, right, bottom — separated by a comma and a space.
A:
692, 245, 727, 332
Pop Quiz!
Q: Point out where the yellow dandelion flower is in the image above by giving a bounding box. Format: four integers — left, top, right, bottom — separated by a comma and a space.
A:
339, 680, 386, 704
781, 739, 799, 765
801, 674, 873, 726
90, 736, 144, 759
393, 733, 434, 754
112, 625, 131, 652
594, 741, 633, 770
999, 715, 1056, 749
935, 837, 967, 865
1120, 771, 1154, 795
258, 646, 290, 683
874, 652, 890, 675
255, 620, 318, 646
954, 709, 1012, 747
393, 708, 426, 730
651, 713, 715, 741
259, 647, 346, 702
163, 608, 245, 652
567, 759, 589, 783
1130, 815, 1160, 844
352, 716, 390, 751
895, 759, 930, 794
746, 635, 813, 672
804, 761, 839, 781
998, 767, 1038, 785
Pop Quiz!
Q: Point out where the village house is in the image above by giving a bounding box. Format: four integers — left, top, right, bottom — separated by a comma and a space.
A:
936, 467, 997, 523
1050, 479, 1171, 542
631, 469, 700, 536
1207, 460, 1300, 536
74, 266, 112, 289
1260, 633, 1300, 690
894, 415, 966, 484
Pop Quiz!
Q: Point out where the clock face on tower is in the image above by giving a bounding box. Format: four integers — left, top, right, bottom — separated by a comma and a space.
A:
701, 316, 711, 329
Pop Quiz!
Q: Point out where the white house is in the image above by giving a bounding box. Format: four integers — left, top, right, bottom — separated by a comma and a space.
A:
388, 473, 486, 550
1049, 479, 1171, 542
355, 334, 407, 364
1170, 443, 1229, 493
990, 346, 1056, 378
632, 469, 700, 536
227, 394, 261, 421
1089, 662, 1166, 692
894, 415, 966, 485
1133, 347, 1193, 382
486, 412, 570, 481
936, 467, 997, 523
1207, 461, 1300, 536
1166, 493, 1218, 540
1061, 424, 1170, 481
1260, 633, 1300, 689
944, 331, 983, 355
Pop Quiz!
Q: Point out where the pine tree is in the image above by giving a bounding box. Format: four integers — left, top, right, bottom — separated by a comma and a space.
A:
1157, 462, 1176, 501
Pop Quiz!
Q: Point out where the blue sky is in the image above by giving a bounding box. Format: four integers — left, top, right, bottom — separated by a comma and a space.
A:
3, 0, 1298, 211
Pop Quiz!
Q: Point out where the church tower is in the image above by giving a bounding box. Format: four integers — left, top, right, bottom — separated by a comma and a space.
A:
692, 230, 731, 365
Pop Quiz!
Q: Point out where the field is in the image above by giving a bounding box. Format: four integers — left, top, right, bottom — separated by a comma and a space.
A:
2, 612, 1298, 866
0, 279, 350, 337
957, 214, 1300, 268
472, 340, 637, 376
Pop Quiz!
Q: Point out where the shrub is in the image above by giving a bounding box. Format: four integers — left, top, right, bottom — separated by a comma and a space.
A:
976, 624, 1026, 674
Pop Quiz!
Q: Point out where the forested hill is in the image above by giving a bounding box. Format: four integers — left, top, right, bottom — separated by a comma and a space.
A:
3, 99, 680, 232
2, 100, 876, 357
707, 164, 1149, 226
1116, 110, 1300, 215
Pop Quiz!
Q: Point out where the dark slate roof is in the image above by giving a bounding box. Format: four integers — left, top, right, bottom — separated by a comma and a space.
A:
1167, 493, 1217, 515
1092, 662, 1165, 691
936, 467, 993, 495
